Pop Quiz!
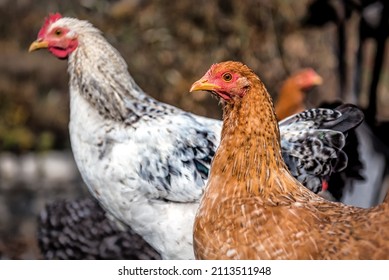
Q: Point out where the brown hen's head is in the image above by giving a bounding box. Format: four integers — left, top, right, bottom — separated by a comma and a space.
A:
190, 61, 260, 102
285, 68, 323, 91
29, 13, 84, 59
275, 68, 323, 120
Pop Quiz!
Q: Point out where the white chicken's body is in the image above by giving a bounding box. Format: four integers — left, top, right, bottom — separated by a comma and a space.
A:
69, 80, 216, 259
59, 20, 223, 259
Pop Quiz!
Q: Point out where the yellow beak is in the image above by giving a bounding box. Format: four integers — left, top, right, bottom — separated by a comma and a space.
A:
189, 79, 220, 92
312, 75, 323, 86
28, 40, 49, 52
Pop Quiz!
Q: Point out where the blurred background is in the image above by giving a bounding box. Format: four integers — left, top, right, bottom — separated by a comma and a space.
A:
0, 0, 388, 259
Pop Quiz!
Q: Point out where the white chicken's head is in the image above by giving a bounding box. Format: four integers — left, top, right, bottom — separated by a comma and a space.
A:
29, 13, 97, 59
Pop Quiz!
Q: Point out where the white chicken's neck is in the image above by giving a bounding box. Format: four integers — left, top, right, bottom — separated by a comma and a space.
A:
67, 32, 168, 124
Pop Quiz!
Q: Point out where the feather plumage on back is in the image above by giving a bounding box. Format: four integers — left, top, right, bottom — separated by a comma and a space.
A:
190, 61, 389, 260
29, 14, 363, 259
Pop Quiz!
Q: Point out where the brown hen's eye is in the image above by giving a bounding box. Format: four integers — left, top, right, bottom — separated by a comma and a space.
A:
55, 29, 62, 36
222, 72, 232, 82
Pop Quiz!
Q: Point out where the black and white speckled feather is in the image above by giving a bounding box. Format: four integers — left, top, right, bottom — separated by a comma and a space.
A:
38, 198, 161, 260
32, 16, 364, 259
280, 105, 364, 193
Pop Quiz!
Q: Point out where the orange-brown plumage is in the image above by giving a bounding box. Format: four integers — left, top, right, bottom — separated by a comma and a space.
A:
190, 61, 389, 260
275, 68, 322, 121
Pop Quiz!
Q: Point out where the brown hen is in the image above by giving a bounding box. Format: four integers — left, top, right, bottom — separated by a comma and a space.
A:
190, 61, 389, 260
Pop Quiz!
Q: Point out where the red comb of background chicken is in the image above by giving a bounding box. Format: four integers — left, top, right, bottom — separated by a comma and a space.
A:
38, 13, 62, 38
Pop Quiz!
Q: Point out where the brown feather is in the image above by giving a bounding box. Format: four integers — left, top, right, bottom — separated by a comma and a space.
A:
192, 61, 389, 260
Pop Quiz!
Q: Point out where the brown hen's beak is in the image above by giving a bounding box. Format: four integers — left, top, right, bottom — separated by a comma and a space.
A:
28, 40, 49, 52
190, 79, 220, 93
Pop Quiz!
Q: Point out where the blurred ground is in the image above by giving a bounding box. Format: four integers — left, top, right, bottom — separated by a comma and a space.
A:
0, 0, 388, 259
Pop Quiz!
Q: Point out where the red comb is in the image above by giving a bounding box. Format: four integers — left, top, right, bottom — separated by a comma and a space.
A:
38, 13, 62, 38
304, 68, 318, 76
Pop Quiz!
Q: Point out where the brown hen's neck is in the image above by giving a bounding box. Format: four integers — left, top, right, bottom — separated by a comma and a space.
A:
211, 78, 302, 200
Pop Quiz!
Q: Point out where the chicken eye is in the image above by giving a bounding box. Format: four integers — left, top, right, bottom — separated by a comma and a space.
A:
222, 73, 233, 82
54, 29, 62, 36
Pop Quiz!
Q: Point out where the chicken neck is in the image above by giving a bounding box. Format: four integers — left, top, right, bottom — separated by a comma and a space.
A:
67, 31, 165, 124
209, 79, 307, 201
